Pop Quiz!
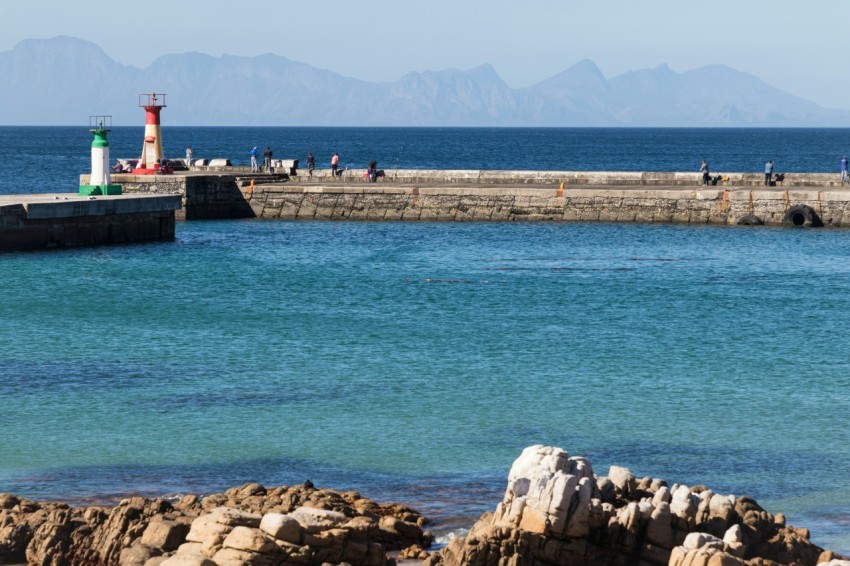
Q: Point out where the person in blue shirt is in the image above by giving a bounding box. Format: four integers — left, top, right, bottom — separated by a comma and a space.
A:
764, 160, 774, 186
841, 156, 848, 185
250, 147, 259, 172
699, 160, 709, 186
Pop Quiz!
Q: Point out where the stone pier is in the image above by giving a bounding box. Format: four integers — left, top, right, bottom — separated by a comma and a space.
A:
87, 170, 850, 227
0, 193, 182, 251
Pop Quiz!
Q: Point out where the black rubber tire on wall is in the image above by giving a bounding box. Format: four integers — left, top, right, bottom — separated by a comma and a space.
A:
782, 205, 822, 227
736, 214, 764, 226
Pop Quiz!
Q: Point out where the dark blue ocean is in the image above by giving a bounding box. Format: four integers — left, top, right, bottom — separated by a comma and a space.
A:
1, 127, 849, 553
5, 126, 850, 194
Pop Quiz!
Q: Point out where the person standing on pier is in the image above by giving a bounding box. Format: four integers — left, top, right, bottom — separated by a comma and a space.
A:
699, 160, 710, 186
250, 147, 259, 172
185, 146, 193, 169
263, 146, 273, 172
331, 152, 340, 177
307, 152, 316, 177
764, 160, 774, 186
841, 156, 848, 185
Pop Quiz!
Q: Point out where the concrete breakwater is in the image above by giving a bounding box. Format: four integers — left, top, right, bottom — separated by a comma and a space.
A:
0, 193, 182, 251
90, 170, 850, 226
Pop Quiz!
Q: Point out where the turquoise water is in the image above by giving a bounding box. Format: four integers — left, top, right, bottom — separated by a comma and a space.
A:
1, 220, 849, 551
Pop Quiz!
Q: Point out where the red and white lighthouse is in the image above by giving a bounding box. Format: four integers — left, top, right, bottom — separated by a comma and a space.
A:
134, 93, 171, 175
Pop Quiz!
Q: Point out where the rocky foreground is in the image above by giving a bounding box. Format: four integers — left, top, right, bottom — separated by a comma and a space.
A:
426, 445, 849, 566
0, 482, 432, 566
0, 445, 848, 566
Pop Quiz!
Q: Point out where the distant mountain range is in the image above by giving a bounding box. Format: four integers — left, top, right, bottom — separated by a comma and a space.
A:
2, 36, 849, 127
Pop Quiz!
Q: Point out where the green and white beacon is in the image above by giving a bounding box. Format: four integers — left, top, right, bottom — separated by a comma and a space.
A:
79, 115, 122, 196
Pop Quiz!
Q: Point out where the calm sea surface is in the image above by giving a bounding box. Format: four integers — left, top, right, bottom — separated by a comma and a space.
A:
5, 126, 850, 194
0, 128, 849, 552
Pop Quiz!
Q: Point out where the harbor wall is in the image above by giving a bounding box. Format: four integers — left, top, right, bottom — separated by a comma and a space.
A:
0, 194, 182, 251
93, 171, 850, 226
103, 174, 253, 220
244, 184, 850, 226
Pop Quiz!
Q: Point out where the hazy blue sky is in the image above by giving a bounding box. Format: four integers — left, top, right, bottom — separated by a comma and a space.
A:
2, 0, 847, 109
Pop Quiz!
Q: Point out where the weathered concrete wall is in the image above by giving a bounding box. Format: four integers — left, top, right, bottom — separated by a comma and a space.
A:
293, 168, 845, 188
0, 194, 181, 251
243, 184, 850, 226
85, 173, 262, 220
84, 171, 850, 227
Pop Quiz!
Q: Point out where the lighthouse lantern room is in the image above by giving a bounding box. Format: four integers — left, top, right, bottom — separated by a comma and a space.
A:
134, 93, 172, 175
79, 115, 122, 196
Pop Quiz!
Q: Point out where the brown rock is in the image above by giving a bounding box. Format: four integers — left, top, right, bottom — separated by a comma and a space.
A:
141, 519, 190, 551
400, 544, 430, 560
174, 541, 204, 555
211, 547, 272, 566
160, 553, 217, 566
290, 506, 348, 533
645, 501, 674, 548
221, 526, 277, 554
341, 537, 370, 563
378, 515, 427, 549
236, 483, 268, 498
259, 512, 303, 544
26, 520, 72, 566
120, 541, 159, 566
515, 505, 546, 534
0, 494, 20, 509
208, 506, 262, 528
0, 482, 427, 566
185, 514, 230, 545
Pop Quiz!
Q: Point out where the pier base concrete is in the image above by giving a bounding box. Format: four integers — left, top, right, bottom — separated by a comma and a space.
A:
85, 170, 850, 227
0, 193, 182, 251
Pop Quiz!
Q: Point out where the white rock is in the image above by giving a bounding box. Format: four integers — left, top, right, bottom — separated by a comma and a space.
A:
668, 545, 726, 566
595, 477, 616, 501
616, 502, 641, 531
723, 524, 743, 545
221, 526, 277, 553
709, 493, 736, 518
652, 485, 671, 506
645, 502, 673, 548
607, 466, 635, 495
545, 472, 577, 535
260, 512, 303, 544
696, 490, 713, 524
568, 456, 594, 480
211, 548, 258, 566
564, 477, 593, 538
546, 472, 578, 516
637, 500, 654, 521
496, 445, 575, 532
204, 506, 261, 527
185, 515, 229, 544
670, 485, 697, 521
173, 542, 203, 556
159, 554, 216, 566
682, 531, 723, 551
507, 446, 570, 489
288, 506, 347, 533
